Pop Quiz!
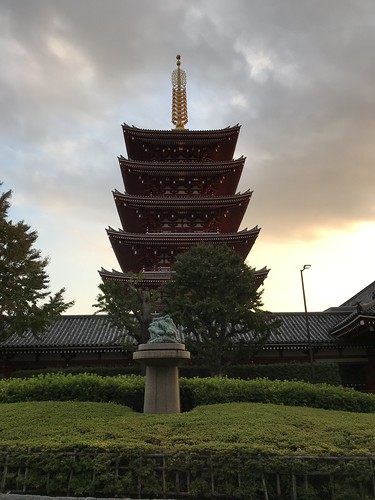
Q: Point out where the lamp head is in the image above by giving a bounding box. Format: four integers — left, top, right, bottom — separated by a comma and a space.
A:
302, 264, 311, 271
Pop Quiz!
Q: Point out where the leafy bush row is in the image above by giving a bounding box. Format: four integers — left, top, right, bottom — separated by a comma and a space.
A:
10, 362, 341, 385
1, 450, 373, 500
0, 448, 373, 499
0, 373, 144, 411
10, 365, 142, 379
0, 373, 375, 413
181, 377, 375, 413
226, 362, 341, 385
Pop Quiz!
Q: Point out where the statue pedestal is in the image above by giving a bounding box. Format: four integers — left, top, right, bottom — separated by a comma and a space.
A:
133, 343, 190, 414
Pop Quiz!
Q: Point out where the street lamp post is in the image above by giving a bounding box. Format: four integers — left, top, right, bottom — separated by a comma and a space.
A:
300, 265, 314, 379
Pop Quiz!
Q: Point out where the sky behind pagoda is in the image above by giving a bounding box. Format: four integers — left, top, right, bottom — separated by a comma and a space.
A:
1, 0, 374, 314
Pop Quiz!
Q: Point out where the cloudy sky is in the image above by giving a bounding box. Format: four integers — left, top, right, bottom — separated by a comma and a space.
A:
1, 0, 374, 314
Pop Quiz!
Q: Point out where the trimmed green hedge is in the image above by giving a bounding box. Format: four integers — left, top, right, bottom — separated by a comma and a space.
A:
11, 365, 211, 379
0, 448, 374, 498
226, 362, 341, 385
10, 362, 341, 385
181, 377, 375, 413
10, 365, 142, 378
0, 373, 375, 413
0, 373, 145, 412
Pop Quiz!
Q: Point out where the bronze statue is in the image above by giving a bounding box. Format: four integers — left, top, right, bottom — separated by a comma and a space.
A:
147, 315, 180, 343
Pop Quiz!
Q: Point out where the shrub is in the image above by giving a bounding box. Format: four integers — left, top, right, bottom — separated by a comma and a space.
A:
9, 362, 341, 386
179, 365, 211, 378
0, 373, 375, 414
226, 362, 341, 385
180, 377, 375, 413
0, 373, 145, 412
1, 448, 374, 498
10, 365, 141, 378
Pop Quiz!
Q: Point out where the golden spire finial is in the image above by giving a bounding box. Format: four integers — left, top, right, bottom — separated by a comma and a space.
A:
172, 54, 188, 129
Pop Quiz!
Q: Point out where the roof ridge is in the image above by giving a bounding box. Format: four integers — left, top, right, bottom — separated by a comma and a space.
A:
340, 280, 375, 306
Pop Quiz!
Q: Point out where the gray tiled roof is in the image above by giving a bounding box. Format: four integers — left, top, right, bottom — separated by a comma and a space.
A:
0, 312, 351, 351
267, 312, 350, 345
0, 315, 131, 350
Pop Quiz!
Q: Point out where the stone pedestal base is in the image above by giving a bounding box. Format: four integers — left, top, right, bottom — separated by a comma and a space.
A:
133, 343, 190, 414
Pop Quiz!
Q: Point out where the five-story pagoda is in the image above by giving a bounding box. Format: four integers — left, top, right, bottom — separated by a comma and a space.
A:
100, 55, 268, 289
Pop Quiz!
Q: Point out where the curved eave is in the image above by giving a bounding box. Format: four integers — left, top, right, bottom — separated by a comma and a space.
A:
99, 268, 173, 286
330, 313, 375, 338
107, 227, 260, 272
119, 157, 245, 196
100, 266, 268, 290
114, 191, 251, 233
254, 267, 269, 288
107, 227, 260, 244
113, 190, 252, 208
123, 124, 240, 162
118, 156, 246, 173
122, 123, 241, 139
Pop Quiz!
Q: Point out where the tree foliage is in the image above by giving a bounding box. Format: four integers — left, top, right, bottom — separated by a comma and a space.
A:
94, 277, 160, 346
164, 244, 277, 376
0, 186, 74, 340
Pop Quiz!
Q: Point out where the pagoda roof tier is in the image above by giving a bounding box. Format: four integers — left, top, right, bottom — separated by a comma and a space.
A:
113, 190, 251, 233
122, 123, 241, 162
118, 156, 245, 174
113, 189, 252, 208
99, 268, 172, 287
99, 265, 269, 290
252, 267, 269, 288
118, 157, 245, 196
107, 227, 260, 272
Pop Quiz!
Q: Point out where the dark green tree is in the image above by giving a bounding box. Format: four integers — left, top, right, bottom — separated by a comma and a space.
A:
94, 277, 160, 346
0, 186, 74, 340
164, 244, 277, 376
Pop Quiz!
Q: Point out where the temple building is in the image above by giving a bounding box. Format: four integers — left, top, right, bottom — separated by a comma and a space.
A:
99, 55, 268, 290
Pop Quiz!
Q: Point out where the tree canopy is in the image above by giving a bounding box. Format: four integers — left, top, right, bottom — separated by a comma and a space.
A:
164, 244, 276, 376
0, 186, 74, 340
94, 277, 160, 346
